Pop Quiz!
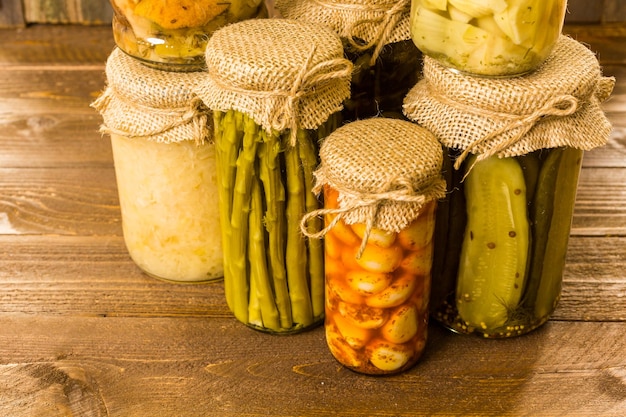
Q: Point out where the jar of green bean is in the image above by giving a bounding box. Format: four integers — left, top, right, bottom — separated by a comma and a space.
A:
197, 19, 353, 333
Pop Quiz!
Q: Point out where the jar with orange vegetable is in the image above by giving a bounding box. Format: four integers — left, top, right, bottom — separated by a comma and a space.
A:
109, 0, 267, 71
301, 118, 446, 374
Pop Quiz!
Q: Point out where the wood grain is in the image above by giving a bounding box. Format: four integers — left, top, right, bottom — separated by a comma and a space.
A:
0, 22, 624, 417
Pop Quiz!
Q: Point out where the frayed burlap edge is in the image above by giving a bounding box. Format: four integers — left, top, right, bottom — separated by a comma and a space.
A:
91, 48, 212, 145
276, 0, 411, 63
403, 36, 615, 168
300, 118, 447, 256
195, 19, 353, 145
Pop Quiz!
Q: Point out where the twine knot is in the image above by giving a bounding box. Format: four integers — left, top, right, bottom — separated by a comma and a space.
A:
301, 175, 446, 258
312, 0, 409, 65
92, 86, 210, 144
453, 94, 580, 172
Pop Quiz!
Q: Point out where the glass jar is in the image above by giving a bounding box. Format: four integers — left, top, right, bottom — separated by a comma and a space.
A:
92, 48, 223, 283
200, 19, 353, 333
430, 147, 582, 337
275, 0, 422, 121
404, 35, 616, 337
109, 0, 267, 71
301, 118, 446, 374
409, 0, 568, 77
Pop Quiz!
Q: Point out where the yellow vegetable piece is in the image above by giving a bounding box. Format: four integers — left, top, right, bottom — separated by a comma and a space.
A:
368, 339, 413, 372
134, 0, 229, 30
366, 271, 417, 308
326, 326, 364, 368
397, 201, 436, 251
328, 216, 361, 246
350, 223, 397, 248
332, 312, 372, 349
346, 270, 393, 296
381, 304, 419, 344
355, 244, 403, 274
399, 244, 434, 277
338, 301, 388, 330
327, 275, 364, 305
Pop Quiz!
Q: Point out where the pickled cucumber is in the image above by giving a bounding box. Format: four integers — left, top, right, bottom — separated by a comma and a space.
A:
456, 155, 530, 331
525, 148, 583, 320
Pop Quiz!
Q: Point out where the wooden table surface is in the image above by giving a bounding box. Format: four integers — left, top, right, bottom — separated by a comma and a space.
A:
0, 22, 625, 417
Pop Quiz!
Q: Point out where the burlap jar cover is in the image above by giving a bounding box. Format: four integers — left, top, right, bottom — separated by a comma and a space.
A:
301, 118, 447, 255
403, 35, 615, 166
275, 0, 411, 63
194, 18, 353, 140
91, 48, 211, 144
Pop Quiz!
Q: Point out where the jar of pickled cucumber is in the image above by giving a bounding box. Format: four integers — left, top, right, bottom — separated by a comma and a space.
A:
276, 0, 422, 121
404, 36, 615, 337
195, 19, 353, 333
91, 48, 223, 283
109, 0, 267, 71
410, 0, 568, 77
301, 118, 447, 374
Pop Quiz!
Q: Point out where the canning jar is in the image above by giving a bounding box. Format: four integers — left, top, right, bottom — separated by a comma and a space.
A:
301, 118, 446, 374
196, 19, 353, 333
404, 36, 615, 337
92, 48, 223, 283
109, 0, 267, 71
410, 0, 568, 77
276, 0, 422, 121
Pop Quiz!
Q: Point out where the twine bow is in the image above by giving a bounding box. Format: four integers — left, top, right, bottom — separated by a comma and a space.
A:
91, 87, 210, 144
209, 46, 353, 146
313, 0, 410, 65
300, 175, 446, 258
452, 94, 580, 173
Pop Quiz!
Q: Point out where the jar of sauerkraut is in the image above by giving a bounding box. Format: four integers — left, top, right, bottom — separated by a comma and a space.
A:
410, 0, 567, 77
196, 19, 353, 333
301, 118, 446, 374
276, 0, 421, 121
404, 36, 615, 337
92, 48, 223, 283
109, 0, 267, 71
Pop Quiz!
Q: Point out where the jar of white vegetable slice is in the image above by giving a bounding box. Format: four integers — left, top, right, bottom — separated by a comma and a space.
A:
92, 48, 223, 283
409, 0, 567, 77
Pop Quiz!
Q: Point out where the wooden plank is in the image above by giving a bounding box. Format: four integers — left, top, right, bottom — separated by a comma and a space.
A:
0, 317, 624, 416
0, 0, 26, 28
0, 168, 120, 236
605, 0, 626, 23
565, 0, 604, 24
23, 0, 113, 24
0, 25, 114, 67
0, 234, 623, 321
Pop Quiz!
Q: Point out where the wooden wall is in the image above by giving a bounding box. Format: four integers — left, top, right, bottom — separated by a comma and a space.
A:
2, 0, 626, 28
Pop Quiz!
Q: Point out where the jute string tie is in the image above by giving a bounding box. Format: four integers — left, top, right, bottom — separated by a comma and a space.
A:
301, 175, 446, 258
209, 45, 353, 146
448, 93, 580, 174
312, 0, 410, 65
92, 86, 210, 144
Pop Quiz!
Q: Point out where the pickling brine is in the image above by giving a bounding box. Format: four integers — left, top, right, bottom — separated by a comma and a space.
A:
324, 186, 434, 374
110, 0, 266, 71
430, 147, 583, 337
409, 0, 568, 76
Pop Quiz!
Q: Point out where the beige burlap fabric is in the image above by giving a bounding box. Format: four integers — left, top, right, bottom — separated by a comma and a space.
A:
276, 0, 410, 63
91, 48, 211, 144
301, 118, 446, 254
195, 19, 352, 143
403, 36, 615, 168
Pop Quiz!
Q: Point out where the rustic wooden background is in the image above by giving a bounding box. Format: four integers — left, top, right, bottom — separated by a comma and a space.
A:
2, 0, 626, 27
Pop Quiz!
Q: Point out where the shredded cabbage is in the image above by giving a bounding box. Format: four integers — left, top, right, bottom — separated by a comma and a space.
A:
111, 135, 223, 282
